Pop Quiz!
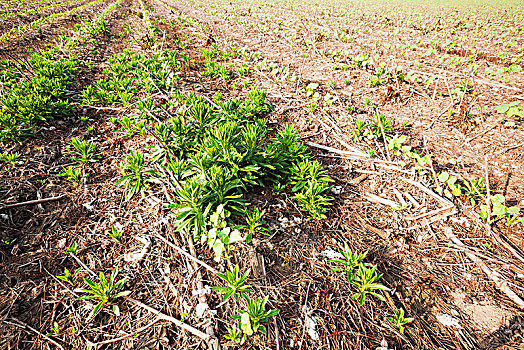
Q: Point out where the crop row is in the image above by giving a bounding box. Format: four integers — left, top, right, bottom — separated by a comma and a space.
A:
0, 0, 88, 22
0, 0, 121, 141
53, 3, 353, 342
226, 0, 524, 57
0, 0, 106, 43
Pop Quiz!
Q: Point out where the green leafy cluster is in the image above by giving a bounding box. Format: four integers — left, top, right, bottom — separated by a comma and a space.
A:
213, 266, 279, 344
0, 52, 78, 141
76, 267, 131, 317
496, 101, 523, 127
116, 151, 161, 201
351, 114, 393, 142
387, 308, 414, 334
0, 1, 119, 142
80, 48, 181, 106
88, 47, 332, 261
480, 194, 523, 226
387, 135, 432, 174
331, 243, 390, 306
437, 172, 487, 204
161, 91, 332, 259
0, 152, 21, 167
201, 44, 233, 80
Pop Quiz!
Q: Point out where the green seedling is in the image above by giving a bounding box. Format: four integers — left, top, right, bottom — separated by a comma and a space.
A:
47, 322, 60, 336
68, 138, 99, 164
496, 101, 523, 127
242, 207, 270, 243
224, 324, 243, 344
66, 242, 78, 254
350, 264, 390, 306
496, 101, 523, 118
116, 151, 161, 201
462, 177, 486, 206
330, 243, 368, 280
212, 265, 251, 302
290, 160, 333, 219
438, 172, 462, 198
61, 166, 87, 185
273, 183, 286, 194
352, 118, 369, 141
448, 156, 463, 167
108, 225, 123, 243
0, 152, 21, 167
207, 205, 244, 261
1, 237, 17, 247
57, 267, 81, 286
388, 308, 414, 334
479, 194, 518, 225
232, 295, 280, 339
76, 267, 131, 317
371, 114, 392, 140
388, 135, 411, 156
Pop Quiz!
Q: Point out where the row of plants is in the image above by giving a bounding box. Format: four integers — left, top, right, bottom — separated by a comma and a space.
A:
0, 0, 105, 42
385, 132, 524, 226
0, 0, 121, 142
1, 0, 68, 10
0, 0, 87, 21
35, 1, 417, 345
287, 46, 524, 229
69, 6, 336, 339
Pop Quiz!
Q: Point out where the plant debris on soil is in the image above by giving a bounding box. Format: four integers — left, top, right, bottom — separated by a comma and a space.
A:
1, 0, 524, 349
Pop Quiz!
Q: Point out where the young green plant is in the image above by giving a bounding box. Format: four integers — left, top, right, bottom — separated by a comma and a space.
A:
76, 267, 130, 317
212, 265, 251, 302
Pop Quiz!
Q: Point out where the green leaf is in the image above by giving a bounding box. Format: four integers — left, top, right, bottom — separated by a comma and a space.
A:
240, 313, 253, 337
265, 309, 280, 318
224, 290, 234, 301
451, 186, 462, 196
229, 229, 243, 243
491, 194, 505, 204
507, 206, 520, 215
496, 104, 510, 113
92, 300, 105, 316
438, 172, 449, 182
113, 290, 131, 299
492, 204, 507, 217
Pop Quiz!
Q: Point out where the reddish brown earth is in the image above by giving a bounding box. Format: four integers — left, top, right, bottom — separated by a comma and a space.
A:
1, 0, 523, 349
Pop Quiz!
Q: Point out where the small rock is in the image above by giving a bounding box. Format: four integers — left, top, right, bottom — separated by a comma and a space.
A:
436, 313, 462, 329
58, 238, 67, 249
318, 249, 342, 259
192, 285, 212, 297
331, 185, 343, 194
195, 303, 208, 318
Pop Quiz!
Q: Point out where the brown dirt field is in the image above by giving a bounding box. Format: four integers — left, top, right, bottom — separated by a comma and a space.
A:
1, 0, 524, 349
